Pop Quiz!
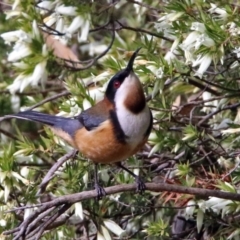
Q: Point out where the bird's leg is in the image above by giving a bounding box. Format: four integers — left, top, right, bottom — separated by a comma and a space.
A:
116, 162, 146, 193
94, 163, 106, 199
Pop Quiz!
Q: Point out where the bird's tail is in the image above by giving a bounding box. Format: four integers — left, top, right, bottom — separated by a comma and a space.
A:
8, 110, 82, 137
10, 110, 62, 126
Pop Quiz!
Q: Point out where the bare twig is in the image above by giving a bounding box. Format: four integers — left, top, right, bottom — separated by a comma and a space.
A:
38, 149, 78, 194
198, 102, 240, 126
0, 128, 19, 141
61, 23, 115, 70
4, 182, 240, 239
27, 90, 70, 111
222, 161, 240, 180
115, 20, 173, 42
25, 204, 71, 240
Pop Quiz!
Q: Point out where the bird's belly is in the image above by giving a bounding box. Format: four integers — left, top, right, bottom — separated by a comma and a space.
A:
73, 120, 136, 163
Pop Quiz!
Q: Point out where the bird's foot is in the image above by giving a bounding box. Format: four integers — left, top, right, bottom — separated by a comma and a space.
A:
95, 183, 106, 200
135, 176, 146, 194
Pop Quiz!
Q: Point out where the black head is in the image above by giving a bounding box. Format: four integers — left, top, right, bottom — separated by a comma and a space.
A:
105, 48, 141, 103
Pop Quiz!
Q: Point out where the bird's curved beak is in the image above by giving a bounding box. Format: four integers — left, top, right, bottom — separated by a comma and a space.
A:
126, 48, 141, 71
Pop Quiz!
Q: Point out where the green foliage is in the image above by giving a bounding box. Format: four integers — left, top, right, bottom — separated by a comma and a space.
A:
146, 219, 170, 238
2, 0, 240, 239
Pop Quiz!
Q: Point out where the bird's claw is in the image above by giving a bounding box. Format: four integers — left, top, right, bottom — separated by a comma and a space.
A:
135, 176, 146, 194
95, 183, 106, 200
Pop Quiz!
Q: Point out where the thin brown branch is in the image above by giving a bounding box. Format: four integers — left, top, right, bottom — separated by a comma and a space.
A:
27, 90, 70, 111
0, 128, 19, 141
25, 204, 71, 240
186, 78, 220, 96
4, 182, 240, 238
115, 20, 173, 42
38, 149, 78, 194
198, 102, 240, 126
25, 207, 55, 236
61, 23, 115, 70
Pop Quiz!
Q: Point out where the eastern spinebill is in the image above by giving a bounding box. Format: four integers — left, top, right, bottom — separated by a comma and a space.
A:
7, 49, 153, 198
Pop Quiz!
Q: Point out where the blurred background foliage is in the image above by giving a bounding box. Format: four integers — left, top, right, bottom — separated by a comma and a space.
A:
1, 0, 240, 239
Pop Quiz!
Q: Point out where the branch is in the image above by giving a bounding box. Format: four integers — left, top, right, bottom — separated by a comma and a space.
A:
187, 78, 220, 96
38, 149, 78, 194
4, 182, 240, 238
115, 20, 173, 42
198, 102, 240, 126
61, 23, 115, 70
27, 90, 70, 111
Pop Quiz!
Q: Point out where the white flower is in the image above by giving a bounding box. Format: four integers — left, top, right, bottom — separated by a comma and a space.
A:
184, 50, 195, 64
180, 32, 201, 51
43, 13, 58, 27
7, 59, 47, 93
209, 3, 228, 21
31, 61, 47, 87
228, 22, 240, 36
155, 12, 183, 39
10, 95, 20, 112
24, 202, 35, 220
32, 20, 40, 40
159, 12, 184, 22
12, 0, 20, 10
101, 225, 112, 240
12, 61, 28, 69
55, 5, 77, 16
192, 54, 212, 77
80, 42, 108, 56
191, 22, 206, 32
181, 32, 214, 51
195, 34, 215, 49
78, 18, 90, 42
55, 17, 64, 33
8, 43, 32, 62
82, 98, 92, 110
155, 67, 164, 78
11, 171, 30, 185
67, 16, 84, 34
202, 91, 218, 113
20, 167, 29, 178
4, 183, 10, 202
97, 231, 105, 240
5, 11, 22, 19
1, 30, 29, 44
104, 219, 126, 237
205, 197, 232, 216
0, 219, 6, 227
90, 71, 111, 83
146, 65, 164, 78
37, 1, 54, 13
171, 38, 180, 52
7, 74, 29, 94
75, 202, 84, 220
185, 200, 196, 219
198, 200, 206, 212
82, 172, 88, 186
233, 47, 240, 58
164, 51, 176, 63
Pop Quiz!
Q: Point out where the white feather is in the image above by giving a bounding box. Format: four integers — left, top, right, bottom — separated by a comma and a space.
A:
115, 73, 151, 147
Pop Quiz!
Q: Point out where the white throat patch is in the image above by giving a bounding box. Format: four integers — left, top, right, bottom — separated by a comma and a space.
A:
114, 74, 151, 147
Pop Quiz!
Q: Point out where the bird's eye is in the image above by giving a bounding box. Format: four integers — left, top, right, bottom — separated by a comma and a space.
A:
114, 80, 121, 89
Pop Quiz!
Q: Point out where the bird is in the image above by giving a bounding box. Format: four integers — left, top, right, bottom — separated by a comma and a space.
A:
7, 48, 153, 199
